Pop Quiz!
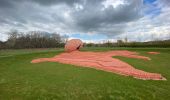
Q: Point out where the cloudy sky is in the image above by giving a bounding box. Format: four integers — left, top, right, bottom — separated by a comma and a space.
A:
0, 0, 170, 42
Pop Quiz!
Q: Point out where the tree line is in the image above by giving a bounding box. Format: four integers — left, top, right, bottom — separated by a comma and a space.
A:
84, 40, 170, 48
0, 30, 68, 49
1, 30, 170, 49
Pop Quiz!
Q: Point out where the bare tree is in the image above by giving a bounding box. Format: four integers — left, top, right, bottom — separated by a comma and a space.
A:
6, 29, 19, 48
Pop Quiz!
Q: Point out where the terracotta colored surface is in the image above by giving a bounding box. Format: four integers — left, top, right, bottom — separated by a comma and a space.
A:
65, 39, 83, 52
148, 52, 160, 54
31, 50, 165, 80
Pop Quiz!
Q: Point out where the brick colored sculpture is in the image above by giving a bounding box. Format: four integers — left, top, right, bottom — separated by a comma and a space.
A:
31, 39, 165, 80
65, 39, 83, 52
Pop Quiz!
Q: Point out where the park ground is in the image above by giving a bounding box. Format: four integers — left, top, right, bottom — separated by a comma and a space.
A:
0, 47, 170, 100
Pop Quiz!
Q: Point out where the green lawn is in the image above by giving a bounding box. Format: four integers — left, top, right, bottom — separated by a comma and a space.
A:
0, 47, 170, 100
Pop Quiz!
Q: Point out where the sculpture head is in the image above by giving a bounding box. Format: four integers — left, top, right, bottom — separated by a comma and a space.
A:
64, 39, 83, 52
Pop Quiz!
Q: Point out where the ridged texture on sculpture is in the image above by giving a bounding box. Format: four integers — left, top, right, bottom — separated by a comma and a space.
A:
31, 39, 165, 80
65, 39, 83, 52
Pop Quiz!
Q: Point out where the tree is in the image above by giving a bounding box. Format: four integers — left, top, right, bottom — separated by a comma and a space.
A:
6, 29, 19, 48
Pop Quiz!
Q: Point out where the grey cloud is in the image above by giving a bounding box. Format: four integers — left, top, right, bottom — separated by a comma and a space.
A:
31, 0, 83, 6
0, 0, 25, 8
0, 0, 144, 39
72, 0, 143, 35
159, 0, 170, 6
0, 0, 14, 8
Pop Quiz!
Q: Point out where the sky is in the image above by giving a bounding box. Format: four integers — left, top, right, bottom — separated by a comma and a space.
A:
0, 0, 170, 42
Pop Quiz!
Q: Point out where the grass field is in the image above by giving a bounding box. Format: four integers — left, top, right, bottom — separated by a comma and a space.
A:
0, 47, 170, 100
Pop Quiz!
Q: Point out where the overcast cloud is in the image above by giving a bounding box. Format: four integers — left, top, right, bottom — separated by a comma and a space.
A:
0, 0, 170, 42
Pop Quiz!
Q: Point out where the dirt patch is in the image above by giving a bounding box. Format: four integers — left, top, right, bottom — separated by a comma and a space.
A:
31, 50, 165, 80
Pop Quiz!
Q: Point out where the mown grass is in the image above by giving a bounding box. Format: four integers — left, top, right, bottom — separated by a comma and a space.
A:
0, 47, 170, 100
